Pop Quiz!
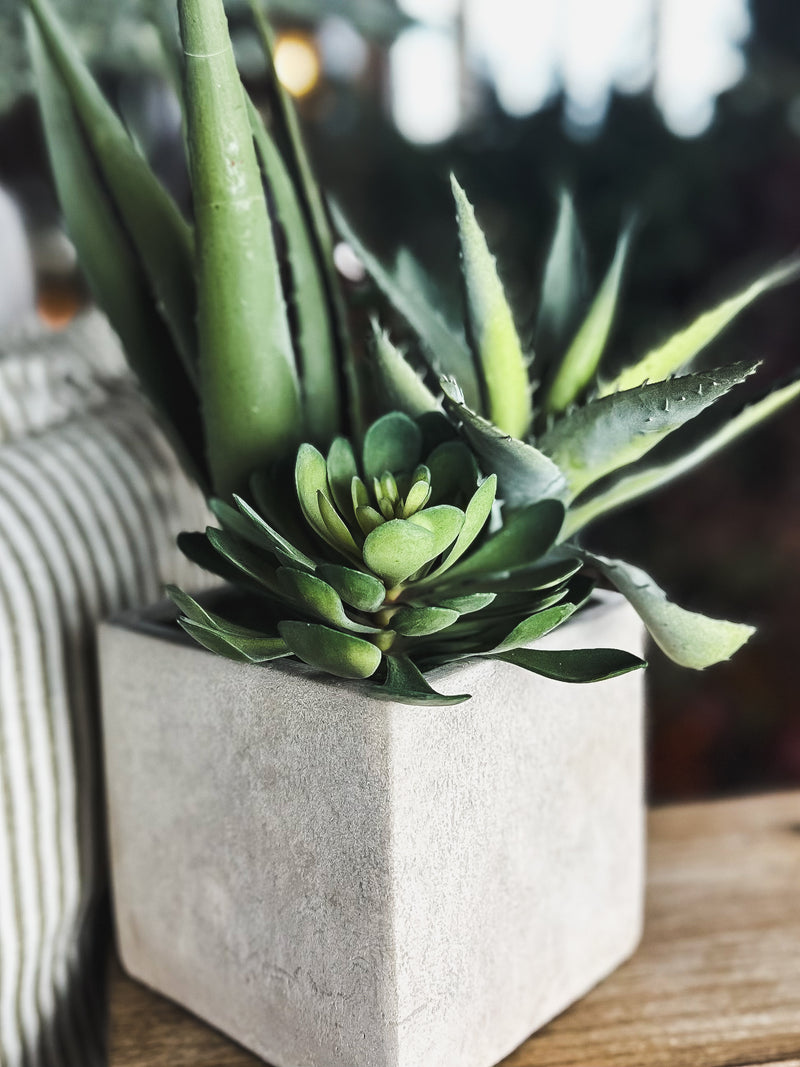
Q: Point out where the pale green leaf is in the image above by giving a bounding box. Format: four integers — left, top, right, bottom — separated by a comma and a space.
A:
451, 174, 533, 438
363, 506, 464, 586
587, 552, 755, 669
600, 258, 800, 396
486, 603, 578, 653
392, 605, 461, 636
316, 564, 387, 612
441, 499, 565, 583
278, 621, 383, 679
371, 322, 440, 419
422, 474, 496, 582
546, 224, 631, 412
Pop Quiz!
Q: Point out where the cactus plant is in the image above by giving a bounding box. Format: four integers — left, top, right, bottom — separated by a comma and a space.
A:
24, 0, 800, 702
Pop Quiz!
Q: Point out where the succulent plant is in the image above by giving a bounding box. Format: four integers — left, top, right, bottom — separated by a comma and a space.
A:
339, 182, 800, 673
168, 411, 644, 703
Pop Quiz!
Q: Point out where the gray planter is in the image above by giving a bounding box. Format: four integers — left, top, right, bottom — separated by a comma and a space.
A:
99, 591, 645, 1067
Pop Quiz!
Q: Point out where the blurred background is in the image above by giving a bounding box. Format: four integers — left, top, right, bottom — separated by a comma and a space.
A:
1, 0, 798, 801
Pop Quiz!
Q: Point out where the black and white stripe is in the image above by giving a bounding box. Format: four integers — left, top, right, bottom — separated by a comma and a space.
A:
0, 312, 209, 1066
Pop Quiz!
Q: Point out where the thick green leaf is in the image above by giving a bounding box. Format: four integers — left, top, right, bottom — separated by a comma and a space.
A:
178, 618, 250, 662
275, 568, 379, 633
440, 378, 567, 507
391, 605, 461, 636
362, 412, 422, 481
181, 616, 289, 662
436, 592, 496, 613
588, 552, 755, 669
232, 495, 316, 571
423, 474, 496, 582
363, 506, 464, 586
249, 467, 319, 556
442, 499, 565, 583
563, 373, 800, 537
179, 0, 300, 497
331, 203, 481, 409
447, 557, 582, 595
546, 224, 631, 412
26, 0, 197, 377
278, 621, 383, 679
177, 531, 264, 593
371, 323, 440, 419
425, 439, 479, 506
206, 527, 281, 593
317, 491, 361, 559
295, 443, 333, 540
540, 362, 759, 498
451, 175, 533, 438
316, 564, 387, 612
26, 16, 208, 490
486, 603, 578, 653
536, 190, 588, 351
247, 95, 340, 444
375, 655, 470, 705
600, 258, 800, 396
496, 646, 646, 683
325, 437, 358, 524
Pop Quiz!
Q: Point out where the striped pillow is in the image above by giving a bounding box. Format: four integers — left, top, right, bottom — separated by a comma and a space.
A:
0, 312, 209, 1067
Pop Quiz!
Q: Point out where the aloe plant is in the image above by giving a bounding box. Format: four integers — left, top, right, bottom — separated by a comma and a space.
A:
169, 411, 643, 703
346, 182, 800, 672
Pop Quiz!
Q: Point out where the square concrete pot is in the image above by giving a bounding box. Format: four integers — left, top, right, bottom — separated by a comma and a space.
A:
99, 591, 645, 1067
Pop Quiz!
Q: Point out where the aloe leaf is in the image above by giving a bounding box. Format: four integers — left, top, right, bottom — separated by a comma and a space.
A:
362, 412, 423, 481
247, 0, 359, 435
371, 323, 440, 418
275, 569, 379, 634
587, 552, 755, 669
330, 202, 481, 410
363, 507, 464, 586
278, 621, 383, 679
232, 495, 317, 571
563, 374, 800, 538
392, 605, 461, 636
600, 258, 800, 396
440, 378, 567, 507
536, 190, 588, 351
375, 655, 470, 706
540, 361, 759, 499
451, 175, 533, 438
25, 0, 197, 377
246, 95, 341, 444
485, 603, 579, 653
26, 16, 208, 490
442, 499, 565, 583
423, 474, 496, 582
316, 564, 387, 613
179, 0, 301, 497
545, 224, 631, 413
496, 646, 646, 683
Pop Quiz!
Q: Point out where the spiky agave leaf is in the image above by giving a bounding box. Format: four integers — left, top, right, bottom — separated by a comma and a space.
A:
172, 412, 644, 704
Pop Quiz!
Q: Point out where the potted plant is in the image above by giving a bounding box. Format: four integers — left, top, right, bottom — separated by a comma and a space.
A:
25, 0, 800, 1064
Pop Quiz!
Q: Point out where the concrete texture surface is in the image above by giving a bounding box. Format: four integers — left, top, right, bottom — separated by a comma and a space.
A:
99, 592, 645, 1067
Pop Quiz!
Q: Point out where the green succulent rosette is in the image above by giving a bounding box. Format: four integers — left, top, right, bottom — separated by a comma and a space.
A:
169, 412, 644, 705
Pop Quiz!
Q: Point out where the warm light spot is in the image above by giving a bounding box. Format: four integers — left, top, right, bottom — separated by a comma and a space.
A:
273, 33, 322, 99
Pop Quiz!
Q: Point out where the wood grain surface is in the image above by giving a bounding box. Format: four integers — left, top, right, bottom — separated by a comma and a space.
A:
109, 791, 800, 1067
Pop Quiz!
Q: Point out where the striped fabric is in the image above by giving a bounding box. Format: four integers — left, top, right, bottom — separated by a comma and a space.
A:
0, 312, 209, 1067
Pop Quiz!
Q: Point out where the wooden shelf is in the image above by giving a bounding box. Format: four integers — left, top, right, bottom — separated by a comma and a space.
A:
110, 791, 800, 1067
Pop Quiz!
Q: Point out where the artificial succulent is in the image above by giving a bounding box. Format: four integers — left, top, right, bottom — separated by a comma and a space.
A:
169, 411, 644, 704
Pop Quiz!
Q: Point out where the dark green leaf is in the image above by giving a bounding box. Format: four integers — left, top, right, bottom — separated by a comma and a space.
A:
496, 646, 646, 682
371, 322, 440, 419
275, 568, 380, 633
362, 412, 422, 481
443, 499, 565, 582
375, 655, 470, 705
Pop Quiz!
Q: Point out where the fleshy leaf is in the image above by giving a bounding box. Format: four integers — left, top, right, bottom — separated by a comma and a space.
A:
178, 618, 250, 662
371, 323, 440, 418
425, 440, 479, 506
563, 373, 800, 537
317, 491, 361, 560
442, 499, 565, 583
485, 603, 579, 653
546, 224, 631, 413
206, 527, 281, 593
177, 531, 264, 594
536, 190, 588, 351
316, 564, 387, 612
295, 443, 332, 537
391, 605, 461, 636
441, 378, 568, 507
540, 362, 759, 498
451, 175, 533, 438
325, 437, 358, 524
496, 646, 646, 683
436, 592, 496, 613
275, 569, 380, 633
362, 412, 423, 482
600, 258, 800, 396
363, 507, 464, 586
423, 474, 496, 581
587, 552, 755, 669
178, 617, 290, 663
374, 654, 470, 705
278, 621, 382, 679
232, 495, 316, 571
